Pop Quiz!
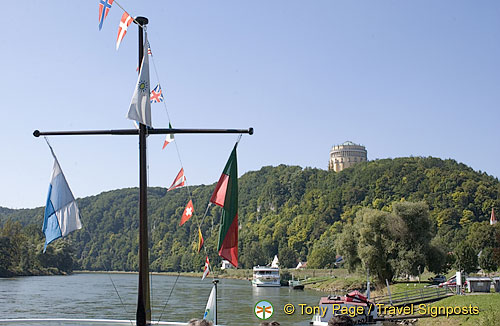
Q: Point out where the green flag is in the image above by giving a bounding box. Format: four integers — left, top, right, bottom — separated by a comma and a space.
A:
210, 144, 238, 267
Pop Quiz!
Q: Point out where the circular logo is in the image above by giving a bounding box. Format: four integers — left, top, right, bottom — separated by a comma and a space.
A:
254, 300, 274, 320
138, 80, 148, 93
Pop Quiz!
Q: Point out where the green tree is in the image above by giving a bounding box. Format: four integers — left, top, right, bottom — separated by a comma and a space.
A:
467, 222, 497, 252
357, 208, 397, 283
391, 201, 432, 276
478, 247, 497, 273
454, 241, 478, 274
335, 224, 361, 272
0, 236, 13, 276
278, 246, 298, 268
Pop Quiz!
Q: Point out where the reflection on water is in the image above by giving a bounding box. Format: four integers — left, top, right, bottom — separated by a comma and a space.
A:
0, 273, 324, 325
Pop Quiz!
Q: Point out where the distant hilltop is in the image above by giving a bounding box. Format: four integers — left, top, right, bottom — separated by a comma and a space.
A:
328, 141, 367, 172
1, 156, 499, 273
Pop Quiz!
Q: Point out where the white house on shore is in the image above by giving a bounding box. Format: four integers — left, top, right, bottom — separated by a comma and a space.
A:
221, 260, 233, 270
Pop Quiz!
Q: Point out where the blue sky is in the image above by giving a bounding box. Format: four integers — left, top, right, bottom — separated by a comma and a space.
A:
1, 1, 499, 209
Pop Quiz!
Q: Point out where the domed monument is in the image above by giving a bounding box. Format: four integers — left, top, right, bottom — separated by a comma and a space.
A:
329, 141, 367, 172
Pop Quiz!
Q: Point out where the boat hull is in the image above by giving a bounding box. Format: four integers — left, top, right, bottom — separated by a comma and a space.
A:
252, 279, 281, 287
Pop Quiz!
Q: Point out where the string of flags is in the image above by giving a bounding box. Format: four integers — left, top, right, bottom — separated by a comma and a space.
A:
97, 0, 239, 277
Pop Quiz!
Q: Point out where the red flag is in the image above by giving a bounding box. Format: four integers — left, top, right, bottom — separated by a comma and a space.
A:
491, 208, 497, 225
202, 256, 210, 280
116, 12, 133, 50
168, 168, 186, 191
179, 200, 194, 226
198, 227, 204, 252
210, 174, 229, 207
211, 144, 239, 267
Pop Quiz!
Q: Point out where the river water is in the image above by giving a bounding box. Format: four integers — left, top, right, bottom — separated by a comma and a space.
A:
0, 273, 325, 325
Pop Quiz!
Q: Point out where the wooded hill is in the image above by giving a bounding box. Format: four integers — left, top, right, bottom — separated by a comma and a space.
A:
1, 156, 499, 277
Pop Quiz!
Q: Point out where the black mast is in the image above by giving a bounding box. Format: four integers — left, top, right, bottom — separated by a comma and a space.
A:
135, 16, 150, 326
34, 16, 253, 326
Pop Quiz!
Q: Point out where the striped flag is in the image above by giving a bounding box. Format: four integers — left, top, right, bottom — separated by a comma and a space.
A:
202, 256, 210, 280
167, 168, 186, 191
98, 0, 114, 31
43, 144, 82, 252
162, 123, 174, 149
179, 200, 194, 226
116, 12, 133, 50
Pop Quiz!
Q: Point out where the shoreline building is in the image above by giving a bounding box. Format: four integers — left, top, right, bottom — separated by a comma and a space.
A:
329, 141, 367, 172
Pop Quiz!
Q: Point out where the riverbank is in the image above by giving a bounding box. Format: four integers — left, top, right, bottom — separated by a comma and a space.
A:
416, 293, 500, 326
74, 268, 337, 282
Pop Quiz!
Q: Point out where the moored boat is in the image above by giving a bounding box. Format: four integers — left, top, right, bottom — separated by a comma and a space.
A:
252, 266, 281, 287
288, 279, 305, 290
310, 291, 378, 325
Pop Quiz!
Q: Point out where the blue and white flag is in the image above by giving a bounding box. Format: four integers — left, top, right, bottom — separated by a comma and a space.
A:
42, 142, 82, 252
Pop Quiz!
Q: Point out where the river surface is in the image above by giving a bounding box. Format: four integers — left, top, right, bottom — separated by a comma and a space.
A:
0, 273, 326, 325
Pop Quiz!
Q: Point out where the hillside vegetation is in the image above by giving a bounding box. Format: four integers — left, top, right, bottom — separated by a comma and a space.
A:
1, 157, 499, 278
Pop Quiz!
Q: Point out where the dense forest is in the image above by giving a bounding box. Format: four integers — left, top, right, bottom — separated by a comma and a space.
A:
1, 156, 499, 279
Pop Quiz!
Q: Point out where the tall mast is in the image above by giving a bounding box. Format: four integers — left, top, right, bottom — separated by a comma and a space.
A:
135, 16, 150, 326
34, 16, 253, 326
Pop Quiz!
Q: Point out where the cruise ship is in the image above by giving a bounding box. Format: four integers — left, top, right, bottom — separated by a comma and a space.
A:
252, 255, 281, 287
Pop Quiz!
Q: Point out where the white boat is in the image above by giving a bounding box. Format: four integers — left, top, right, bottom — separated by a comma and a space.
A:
252, 256, 281, 287
252, 266, 281, 287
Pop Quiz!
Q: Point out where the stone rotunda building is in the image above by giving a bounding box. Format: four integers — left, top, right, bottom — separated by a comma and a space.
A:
328, 141, 367, 172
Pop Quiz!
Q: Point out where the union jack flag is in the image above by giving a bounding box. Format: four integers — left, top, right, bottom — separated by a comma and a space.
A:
98, 0, 114, 31
150, 84, 164, 103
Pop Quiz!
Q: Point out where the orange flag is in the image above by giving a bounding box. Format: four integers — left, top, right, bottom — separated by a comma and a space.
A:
179, 200, 194, 226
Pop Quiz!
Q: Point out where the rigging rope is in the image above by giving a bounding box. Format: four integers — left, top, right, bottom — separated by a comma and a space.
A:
108, 274, 134, 326
157, 272, 181, 323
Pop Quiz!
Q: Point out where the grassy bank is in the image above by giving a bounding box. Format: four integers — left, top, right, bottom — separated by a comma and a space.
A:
416, 293, 500, 326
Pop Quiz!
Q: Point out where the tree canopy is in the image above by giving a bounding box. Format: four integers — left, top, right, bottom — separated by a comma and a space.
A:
1, 156, 499, 279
